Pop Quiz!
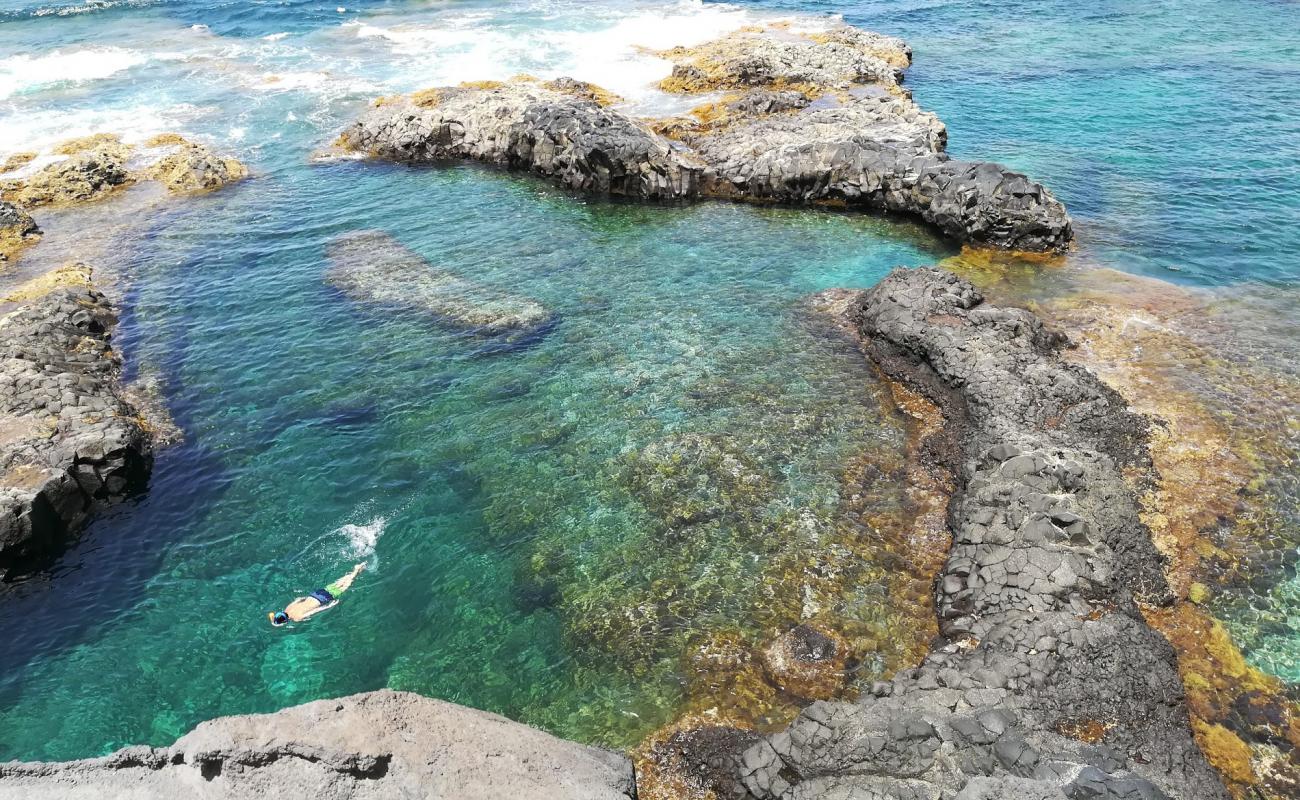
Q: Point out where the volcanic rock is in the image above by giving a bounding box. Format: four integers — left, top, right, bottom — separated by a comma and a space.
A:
0, 689, 637, 799
0, 263, 152, 580
340, 25, 1072, 252
734, 268, 1228, 799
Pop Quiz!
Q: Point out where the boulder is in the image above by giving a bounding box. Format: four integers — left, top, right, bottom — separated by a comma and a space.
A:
0, 200, 40, 262
143, 138, 249, 194
0, 689, 638, 800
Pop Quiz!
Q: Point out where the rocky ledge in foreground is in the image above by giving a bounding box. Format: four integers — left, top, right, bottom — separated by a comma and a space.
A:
338, 24, 1072, 252
0, 264, 152, 580
672, 268, 1227, 799
0, 689, 637, 800
327, 229, 555, 343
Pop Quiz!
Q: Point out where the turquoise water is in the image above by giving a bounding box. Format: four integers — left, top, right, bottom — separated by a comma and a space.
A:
0, 0, 1297, 761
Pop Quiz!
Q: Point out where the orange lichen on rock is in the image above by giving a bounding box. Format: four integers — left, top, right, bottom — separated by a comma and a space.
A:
410, 88, 440, 108
52, 132, 131, 158
144, 133, 188, 147
0, 152, 36, 173
1033, 269, 1300, 799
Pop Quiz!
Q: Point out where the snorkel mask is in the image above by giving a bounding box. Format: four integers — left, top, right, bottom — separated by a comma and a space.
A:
269, 611, 289, 627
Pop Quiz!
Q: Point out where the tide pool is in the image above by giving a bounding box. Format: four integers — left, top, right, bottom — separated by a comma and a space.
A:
0, 0, 1297, 761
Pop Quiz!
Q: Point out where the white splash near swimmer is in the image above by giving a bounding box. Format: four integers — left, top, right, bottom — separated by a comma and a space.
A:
338, 516, 387, 564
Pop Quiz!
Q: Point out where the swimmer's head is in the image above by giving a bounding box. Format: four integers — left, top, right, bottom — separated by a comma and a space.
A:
269, 611, 289, 627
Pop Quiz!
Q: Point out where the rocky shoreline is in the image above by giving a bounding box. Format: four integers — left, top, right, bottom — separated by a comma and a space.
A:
0, 267, 1251, 799
0, 264, 153, 580
708, 267, 1226, 799
338, 23, 1073, 252
0, 689, 637, 799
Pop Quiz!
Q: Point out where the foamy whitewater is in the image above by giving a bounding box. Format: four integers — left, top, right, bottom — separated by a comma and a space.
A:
0, 0, 1297, 770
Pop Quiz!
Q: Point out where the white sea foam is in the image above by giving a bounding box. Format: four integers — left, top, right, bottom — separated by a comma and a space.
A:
0, 102, 212, 160
338, 516, 387, 560
0, 47, 149, 100
342, 0, 821, 113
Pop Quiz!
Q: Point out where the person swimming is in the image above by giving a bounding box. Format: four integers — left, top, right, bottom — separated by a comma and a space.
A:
268, 562, 366, 626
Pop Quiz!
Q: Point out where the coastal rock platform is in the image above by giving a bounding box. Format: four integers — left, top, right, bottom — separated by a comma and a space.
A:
0, 264, 151, 580
720, 268, 1228, 799
340, 25, 1072, 252
0, 689, 638, 800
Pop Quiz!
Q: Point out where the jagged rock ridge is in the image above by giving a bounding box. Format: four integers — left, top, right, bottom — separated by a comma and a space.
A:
340, 25, 1072, 252
0, 264, 152, 580
723, 268, 1228, 799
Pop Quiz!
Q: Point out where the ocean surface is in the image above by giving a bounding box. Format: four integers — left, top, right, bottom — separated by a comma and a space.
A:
0, 0, 1297, 761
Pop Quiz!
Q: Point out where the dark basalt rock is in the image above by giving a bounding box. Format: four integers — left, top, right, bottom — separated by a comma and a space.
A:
733, 268, 1228, 799
0, 265, 152, 580
0, 199, 41, 261
340, 26, 1073, 252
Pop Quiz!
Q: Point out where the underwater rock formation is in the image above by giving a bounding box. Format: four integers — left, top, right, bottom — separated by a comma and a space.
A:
0, 689, 638, 799
327, 229, 554, 339
0, 264, 152, 580
672, 268, 1229, 799
0, 200, 40, 262
340, 25, 1072, 252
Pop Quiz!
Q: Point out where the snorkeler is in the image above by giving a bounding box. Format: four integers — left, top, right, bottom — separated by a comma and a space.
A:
268, 561, 366, 627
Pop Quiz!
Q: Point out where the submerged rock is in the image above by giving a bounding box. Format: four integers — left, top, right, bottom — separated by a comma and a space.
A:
759, 623, 849, 700
0, 263, 152, 580
327, 230, 554, 339
0, 200, 41, 262
340, 24, 1072, 252
0, 689, 637, 799
731, 268, 1228, 799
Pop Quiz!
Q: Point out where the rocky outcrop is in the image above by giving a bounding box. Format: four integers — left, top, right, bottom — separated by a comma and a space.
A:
345, 82, 699, 200
340, 25, 1072, 252
1, 132, 248, 210
0, 689, 638, 799
0, 200, 40, 262
0, 264, 151, 580
715, 268, 1227, 799
141, 136, 250, 194
1, 144, 131, 208
327, 229, 555, 341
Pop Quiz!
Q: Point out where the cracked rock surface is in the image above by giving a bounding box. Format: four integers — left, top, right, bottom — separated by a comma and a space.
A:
0, 689, 638, 800
731, 268, 1228, 799
0, 264, 151, 580
340, 24, 1072, 252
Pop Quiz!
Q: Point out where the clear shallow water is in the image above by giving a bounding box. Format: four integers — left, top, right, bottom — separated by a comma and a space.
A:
0, 0, 1297, 761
